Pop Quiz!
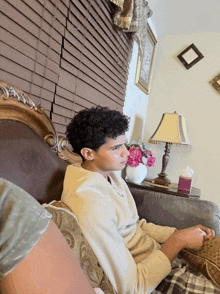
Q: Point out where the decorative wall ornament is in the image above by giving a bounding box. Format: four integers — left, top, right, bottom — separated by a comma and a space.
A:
134, 23, 157, 95
209, 73, 220, 95
109, 0, 153, 59
177, 43, 204, 70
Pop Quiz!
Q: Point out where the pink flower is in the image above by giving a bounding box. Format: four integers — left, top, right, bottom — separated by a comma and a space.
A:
126, 144, 156, 168
147, 156, 156, 167
127, 147, 142, 167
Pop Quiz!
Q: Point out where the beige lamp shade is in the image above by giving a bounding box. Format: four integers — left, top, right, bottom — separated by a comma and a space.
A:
149, 112, 190, 145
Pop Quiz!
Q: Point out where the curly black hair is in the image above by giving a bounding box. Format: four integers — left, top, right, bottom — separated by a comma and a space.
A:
66, 106, 130, 159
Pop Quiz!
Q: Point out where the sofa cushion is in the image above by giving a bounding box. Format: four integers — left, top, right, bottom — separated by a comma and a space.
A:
43, 201, 116, 294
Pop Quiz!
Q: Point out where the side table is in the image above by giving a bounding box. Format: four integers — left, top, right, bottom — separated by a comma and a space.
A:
126, 178, 201, 199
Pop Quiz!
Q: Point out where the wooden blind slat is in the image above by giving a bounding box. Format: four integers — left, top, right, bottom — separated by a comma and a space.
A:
53, 104, 74, 118
0, 14, 60, 64
68, 6, 128, 70
65, 25, 127, 88
37, 0, 67, 26
62, 47, 124, 98
2, 0, 61, 53
52, 112, 71, 125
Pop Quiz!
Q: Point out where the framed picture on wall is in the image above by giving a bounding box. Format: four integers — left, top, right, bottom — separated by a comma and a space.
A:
135, 23, 157, 95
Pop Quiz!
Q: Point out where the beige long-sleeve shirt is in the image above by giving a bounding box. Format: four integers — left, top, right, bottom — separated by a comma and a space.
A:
61, 163, 176, 294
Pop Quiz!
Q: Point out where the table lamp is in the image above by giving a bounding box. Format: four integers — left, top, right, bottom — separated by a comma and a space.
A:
149, 111, 191, 186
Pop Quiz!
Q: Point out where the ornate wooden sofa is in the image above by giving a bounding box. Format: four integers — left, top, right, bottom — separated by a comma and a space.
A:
1, 80, 220, 293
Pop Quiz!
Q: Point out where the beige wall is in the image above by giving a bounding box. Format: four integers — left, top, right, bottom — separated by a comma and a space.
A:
143, 0, 220, 206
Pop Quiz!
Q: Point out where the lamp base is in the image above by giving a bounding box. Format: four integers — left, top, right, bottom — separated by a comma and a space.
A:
154, 173, 171, 186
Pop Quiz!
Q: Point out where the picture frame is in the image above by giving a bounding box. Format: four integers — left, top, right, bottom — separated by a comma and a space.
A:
135, 23, 157, 95
209, 73, 220, 95
177, 43, 204, 70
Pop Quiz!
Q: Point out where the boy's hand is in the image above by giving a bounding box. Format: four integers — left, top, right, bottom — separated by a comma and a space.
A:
174, 225, 215, 250
160, 225, 215, 262
198, 224, 215, 240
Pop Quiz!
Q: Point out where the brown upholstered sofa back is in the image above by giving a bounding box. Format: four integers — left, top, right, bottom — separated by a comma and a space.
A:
1, 120, 67, 203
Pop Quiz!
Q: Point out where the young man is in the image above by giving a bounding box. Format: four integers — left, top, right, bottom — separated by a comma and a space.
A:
61, 107, 217, 294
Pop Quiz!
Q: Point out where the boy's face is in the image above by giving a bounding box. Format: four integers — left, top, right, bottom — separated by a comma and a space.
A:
90, 134, 129, 176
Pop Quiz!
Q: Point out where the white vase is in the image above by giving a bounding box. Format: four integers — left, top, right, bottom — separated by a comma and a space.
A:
126, 163, 148, 184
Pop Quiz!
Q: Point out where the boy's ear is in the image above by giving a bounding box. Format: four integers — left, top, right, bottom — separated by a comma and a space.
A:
80, 148, 95, 161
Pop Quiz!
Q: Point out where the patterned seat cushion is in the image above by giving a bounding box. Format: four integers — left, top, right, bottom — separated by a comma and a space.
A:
43, 201, 116, 294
